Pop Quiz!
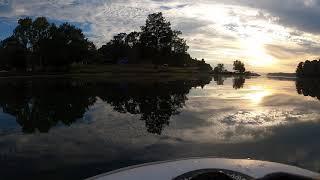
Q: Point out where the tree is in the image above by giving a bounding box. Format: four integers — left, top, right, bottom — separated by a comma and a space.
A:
213, 63, 226, 73
98, 33, 130, 63
310, 60, 319, 76
296, 62, 304, 77
125, 31, 140, 48
171, 30, 189, 54
38, 23, 94, 69
0, 40, 4, 69
140, 12, 174, 52
139, 12, 189, 65
10, 17, 94, 70
3, 13, 212, 71
303, 60, 312, 76
57, 23, 90, 63
295, 59, 320, 77
233, 60, 246, 73
98, 13, 191, 66
96, 12, 211, 68
0, 36, 27, 70
13, 17, 33, 49
30, 17, 51, 52
13, 17, 51, 52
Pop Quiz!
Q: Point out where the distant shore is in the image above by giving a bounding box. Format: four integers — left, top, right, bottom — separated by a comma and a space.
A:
267, 73, 296, 78
0, 64, 265, 79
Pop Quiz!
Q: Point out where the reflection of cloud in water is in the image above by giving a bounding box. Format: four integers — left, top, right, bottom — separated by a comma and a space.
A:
221, 110, 307, 126
170, 99, 320, 143
216, 109, 320, 142
172, 78, 320, 144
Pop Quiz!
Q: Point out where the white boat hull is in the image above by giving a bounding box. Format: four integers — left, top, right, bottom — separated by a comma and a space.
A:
87, 158, 319, 180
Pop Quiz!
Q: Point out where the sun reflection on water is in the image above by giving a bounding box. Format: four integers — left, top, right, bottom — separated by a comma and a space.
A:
244, 86, 272, 104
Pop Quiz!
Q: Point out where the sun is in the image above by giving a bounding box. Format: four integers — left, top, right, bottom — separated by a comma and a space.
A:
242, 35, 275, 67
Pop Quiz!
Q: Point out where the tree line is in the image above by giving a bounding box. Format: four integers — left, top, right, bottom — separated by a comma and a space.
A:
212, 60, 247, 74
0, 17, 96, 71
296, 60, 320, 77
0, 12, 212, 72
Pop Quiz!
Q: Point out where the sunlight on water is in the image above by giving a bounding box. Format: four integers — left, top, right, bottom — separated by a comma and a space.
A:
181, 77, 320, 145
244, 85, 272, 104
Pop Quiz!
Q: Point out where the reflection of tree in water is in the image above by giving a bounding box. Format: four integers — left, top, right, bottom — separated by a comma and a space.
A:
296, 78, 320, 100
97, 79, 212, 134
213, 76, 246, 89
0, 77, 212, 134
233, 76, 246, 90
213, 76, 225, 85
0, 79, 96, 133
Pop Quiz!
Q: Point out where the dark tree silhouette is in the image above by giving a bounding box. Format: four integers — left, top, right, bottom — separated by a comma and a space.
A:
125, 32, 140, 47
0, 36, 27, 70
1, 13, 212, 72
140, 12, 174, 51
213, 64, 226, 74
233, 60, 246, 73
296, 62, 304, 77
139, 12, 189, 65
296, 59, 320, 77
39, 23, 95, 69
98, 33, 130, 63
1, 17, 95, 71
97, 12, 211, 69
13, 17, 33, 49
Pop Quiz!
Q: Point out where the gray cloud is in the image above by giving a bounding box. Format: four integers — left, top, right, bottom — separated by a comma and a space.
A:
265, 43, 320, 60
217, 0, 320, 34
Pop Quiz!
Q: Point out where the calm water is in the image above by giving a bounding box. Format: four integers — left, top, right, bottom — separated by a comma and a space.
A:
1, 76, 320, 179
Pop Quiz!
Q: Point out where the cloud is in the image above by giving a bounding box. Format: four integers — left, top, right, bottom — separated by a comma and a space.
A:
214, 0, 320, 34
2, 0, 320, 72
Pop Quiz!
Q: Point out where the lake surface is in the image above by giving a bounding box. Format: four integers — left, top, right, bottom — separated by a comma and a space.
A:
1, 76, 320, 179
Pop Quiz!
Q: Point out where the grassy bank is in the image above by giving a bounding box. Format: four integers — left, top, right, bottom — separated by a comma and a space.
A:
0, 64, 212, 80
70, 64, 207, 74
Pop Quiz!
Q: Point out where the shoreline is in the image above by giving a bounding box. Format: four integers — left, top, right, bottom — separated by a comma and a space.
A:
0, 72, 214, 83
210, 72, 261, 77
0, 71, 261, 79
0, 64, 212, 78
0, 65, 262, 79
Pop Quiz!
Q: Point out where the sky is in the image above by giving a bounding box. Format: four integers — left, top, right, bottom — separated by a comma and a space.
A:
1, 0, 320, 73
